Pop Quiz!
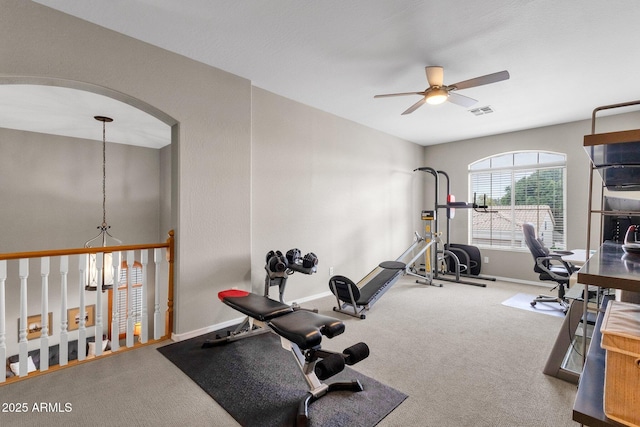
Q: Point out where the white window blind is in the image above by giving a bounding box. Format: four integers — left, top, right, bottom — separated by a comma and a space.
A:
469, 151, 566, 250
117, 262, 142, 336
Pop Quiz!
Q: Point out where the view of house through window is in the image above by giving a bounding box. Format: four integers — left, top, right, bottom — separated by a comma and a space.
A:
469, 151, 566, 251
110, 260, 143, 340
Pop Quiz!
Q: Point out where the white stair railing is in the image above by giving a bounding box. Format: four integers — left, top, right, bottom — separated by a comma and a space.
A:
94, 253, 104, 357
0, 231, 174, 382
78, 254, 87, 362
39, 257, 50, 371
18, 259, 28, 377
126, 250, 135, 348
59, 256, 69, 367
110, 252, 120, 353
154, 248, 162, 340
140, 250, 148, 344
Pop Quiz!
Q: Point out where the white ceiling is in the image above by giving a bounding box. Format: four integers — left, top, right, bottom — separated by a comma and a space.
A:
0, 84, 171, 149
11, 0, 640, 147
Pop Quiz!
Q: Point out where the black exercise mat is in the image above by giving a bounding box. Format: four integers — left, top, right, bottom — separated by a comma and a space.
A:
157, 330, 407, 427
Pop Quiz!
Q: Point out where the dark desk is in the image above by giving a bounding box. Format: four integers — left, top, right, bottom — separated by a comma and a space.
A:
577, 242, 640, 293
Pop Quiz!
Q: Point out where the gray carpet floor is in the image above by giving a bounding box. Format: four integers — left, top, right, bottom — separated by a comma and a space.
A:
0, 277, 579, 427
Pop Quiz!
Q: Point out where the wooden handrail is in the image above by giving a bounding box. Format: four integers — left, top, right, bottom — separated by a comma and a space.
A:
0, 242, 170, 261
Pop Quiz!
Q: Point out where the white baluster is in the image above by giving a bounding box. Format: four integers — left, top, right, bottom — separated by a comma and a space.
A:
59, 256, 69, 366
40, 257, 50, 371
110, 252, 120, 352
0, 260, 6, 383
126, 251, 134, 348
78, 254, 87, 361
94, 253, 103, 357
18, 259, 28, 377
140, 250, 148, 344
154, 248, 162, 340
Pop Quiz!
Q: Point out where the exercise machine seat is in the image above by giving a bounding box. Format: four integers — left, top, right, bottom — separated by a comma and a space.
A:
330, 275, 363, 304
269, 310, 345, 350
218, 289, 293, 321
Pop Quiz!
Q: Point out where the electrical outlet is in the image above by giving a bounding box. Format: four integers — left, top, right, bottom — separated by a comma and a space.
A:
484, 256, 489, 264
329, 266, 334, 276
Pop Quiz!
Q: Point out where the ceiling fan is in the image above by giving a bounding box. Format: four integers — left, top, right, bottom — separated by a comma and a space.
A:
374, 66, 510, 115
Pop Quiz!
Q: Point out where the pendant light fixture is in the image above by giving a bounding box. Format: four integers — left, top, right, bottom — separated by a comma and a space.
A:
85, 115, 122, 291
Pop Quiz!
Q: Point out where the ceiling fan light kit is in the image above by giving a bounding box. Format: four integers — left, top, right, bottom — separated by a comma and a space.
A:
374, 66, 509, 115
425, 88, 448, 105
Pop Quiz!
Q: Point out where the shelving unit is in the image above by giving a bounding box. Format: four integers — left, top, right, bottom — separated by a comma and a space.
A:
573, 100, 640, 426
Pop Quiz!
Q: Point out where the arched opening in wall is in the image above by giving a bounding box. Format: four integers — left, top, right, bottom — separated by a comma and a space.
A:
0, 76, 178, 346
0, 78, 175, 149
0, 77, 177, 247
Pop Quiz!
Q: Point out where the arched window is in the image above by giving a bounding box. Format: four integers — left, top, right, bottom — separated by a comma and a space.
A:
469, 151, 566, 250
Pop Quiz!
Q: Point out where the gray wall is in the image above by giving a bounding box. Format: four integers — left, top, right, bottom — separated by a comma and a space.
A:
0, 128, 161, 251
423, 110, 640, 282
251, 88, 425, 302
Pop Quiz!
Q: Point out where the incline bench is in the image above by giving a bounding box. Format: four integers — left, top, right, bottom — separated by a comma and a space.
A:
203, 249, 370, 426
329, 260, 406, 319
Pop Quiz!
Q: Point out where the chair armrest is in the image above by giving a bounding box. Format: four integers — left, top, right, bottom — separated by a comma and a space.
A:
535, 255, 576, 282
549, 250, 574, 256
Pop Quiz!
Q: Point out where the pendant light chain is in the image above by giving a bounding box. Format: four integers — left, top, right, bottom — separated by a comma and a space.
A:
93, 115, 113, 231
102, 118, 107, 228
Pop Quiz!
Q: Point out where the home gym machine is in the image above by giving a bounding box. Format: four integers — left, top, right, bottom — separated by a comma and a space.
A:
327, 168, 495, 318
414, 167, 496, 287
328, 223, 444, 319
203, 249, 370, 426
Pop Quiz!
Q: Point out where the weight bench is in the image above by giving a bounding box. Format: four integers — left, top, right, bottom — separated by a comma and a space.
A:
203, 289, 369, 426
329, 260, 406, 319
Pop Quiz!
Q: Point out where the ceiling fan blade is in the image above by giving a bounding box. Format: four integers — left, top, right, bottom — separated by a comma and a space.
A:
447, 92, 478, 108
374, 91, 425, 98
450, 70, 510, 91
425, 66, 443, 87
401, 97, 427, 115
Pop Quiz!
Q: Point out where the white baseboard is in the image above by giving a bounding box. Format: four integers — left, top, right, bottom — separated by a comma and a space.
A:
170, 290, 334, 342
286, 290, 333, 306
171, 316, 245, 342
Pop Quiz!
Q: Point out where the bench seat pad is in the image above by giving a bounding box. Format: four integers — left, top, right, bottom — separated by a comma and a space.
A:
269, 310, 345, 350
218, 289, 293, 321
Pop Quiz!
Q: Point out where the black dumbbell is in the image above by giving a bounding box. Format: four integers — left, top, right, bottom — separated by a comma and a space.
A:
286, 248, 302, 264
302, 252, 318, 268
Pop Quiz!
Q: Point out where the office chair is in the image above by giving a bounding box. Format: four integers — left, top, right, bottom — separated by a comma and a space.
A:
522, 222, 578, 312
